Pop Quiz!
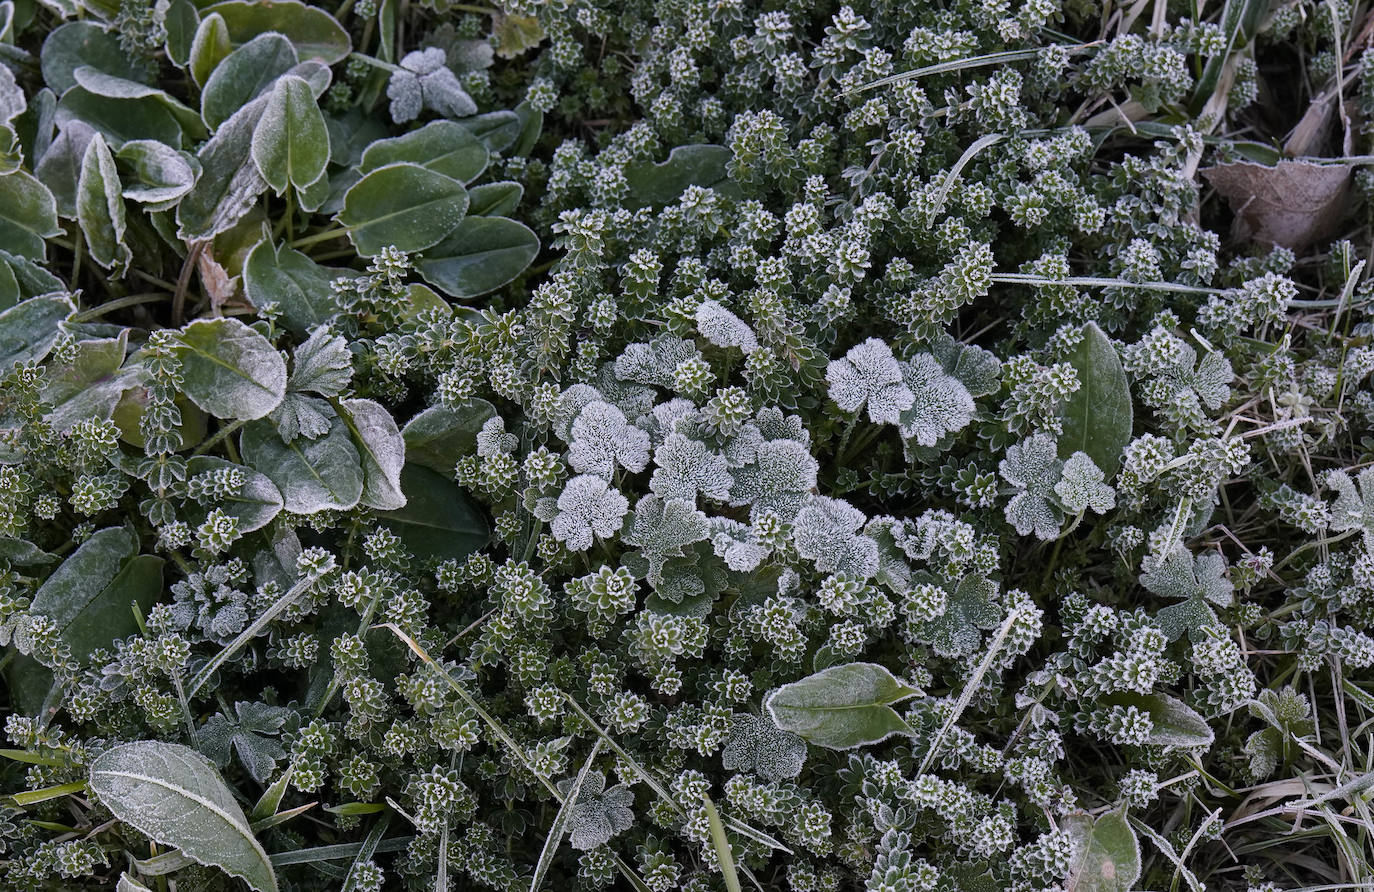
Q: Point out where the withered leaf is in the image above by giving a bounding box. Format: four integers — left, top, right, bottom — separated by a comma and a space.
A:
1202, 159, 1351, 250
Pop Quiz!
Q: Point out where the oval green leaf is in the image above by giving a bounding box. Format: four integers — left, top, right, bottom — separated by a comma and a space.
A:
176, 94, 269, 240
764, 662, 919, 750
89, 741, 278, 892
1099, 691, 1214, 748
466, 180, 523, 216
251, 74, 328, 194
116, 139, 199, 205
624, 144, 740, 209
41, 21, 151, 95
201, 32, 297, 130
1058, 321, 1132, 477
186, 456, 283, 532
189, 12, 233, 88
359, 120, 488, 184
242, 237, 343, 335
0, 294, 74, 368
202, 0, 351, 64
0, 170, 60, 260
401, 400, 496, 478
76, 133, 130, 274
338, 397, 406, 511
1063, 809, 1140, 892
416, 215, 539, 298
176, 317, 287, 420
337, 162, 468, 257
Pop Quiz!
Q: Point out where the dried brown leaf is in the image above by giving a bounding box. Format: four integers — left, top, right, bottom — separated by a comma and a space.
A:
1202, 159, 1352, 249
197, 247, 239, 311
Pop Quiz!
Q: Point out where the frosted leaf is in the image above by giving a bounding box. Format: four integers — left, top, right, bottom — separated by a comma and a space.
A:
721, 713, 806, 780
476, 415, 518, 457
1054, 452, 1116, 515
558, 771, 634, 850
288, 327, 351, 398
793, 496, 879, 579
650, 434, 733, 502
1141, 547, 1232, 607
1327, 467, 1374, 550
720, 422, 764, 468
930, 332, 1002, 397
754, 406, 809, 444
642, 398, 699, 445
896, 353, 976, 446
567, 400, 652, 479
550, 475, 629, 551
387, 48, 477, 124
728, 438, 819, 520
615, 335, 703, 389
192, 701, 291, 784
826, 337, 914, 424
709, 517, 770, 572
696, 298, 758, 353
554, 384, 605, 440
271, 392, 334, 441
592, 365, 658, 421
623, 494, 710, 585
999, 433, 1063, 540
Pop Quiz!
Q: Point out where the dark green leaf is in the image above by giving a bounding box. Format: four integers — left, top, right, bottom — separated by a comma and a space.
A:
176, 93, 269, 240
0, 170, 60, 259
189, 12, 233, 88
76, 133, 130, 274
35, 119, 94, 218
377, 464, 487, 561
241, 416, 364, 513
0, 294, 73, 367
251, 74, 328, 194
1063, 809, 1140, 892
1058, 322, 1132, 478
1099, 692, 1214, 748
338, 397, 405, 511
89, 741, 278, 892
401, 400, 495, 478
623, 144, 739, 209
457, 110, 520, 153
41, 21, 150, 95
55, 88, 187, 149
186, 456, 283, 533
164, 0, 200, 67
242, 238, 342, 334
359, 120, 487, 184
466, 180, 523, 216
41, 330, 140, 431
415, 215, 538, 298
200, 32, 297, 130
338, 162, 468, 256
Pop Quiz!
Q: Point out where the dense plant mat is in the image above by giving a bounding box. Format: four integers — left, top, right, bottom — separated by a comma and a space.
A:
1, 0, 1374, 889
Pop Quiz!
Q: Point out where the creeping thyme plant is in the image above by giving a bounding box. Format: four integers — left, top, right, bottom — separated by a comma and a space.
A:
5, 0, 1374, 889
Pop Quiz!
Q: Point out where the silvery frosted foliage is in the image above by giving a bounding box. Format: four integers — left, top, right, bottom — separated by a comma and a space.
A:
728, 438, 818, 520
1326, 467, 1374, 552
695, 299, 759, 353
649, 433, 734, 502
897, 353, 976, 446
826, 338, 913, 424
557, 772, 635, 851
551, 474, 630, 550
1054, 452, 1116, 515
793, 496, 879, 578
566, 400, 652, 478
1000, 433, 1064, 540
387, 47, 479, 123
721, 713, 807, 780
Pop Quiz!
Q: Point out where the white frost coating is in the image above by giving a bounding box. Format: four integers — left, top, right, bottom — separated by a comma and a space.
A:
826, 337, 913, 425
897, 353, 976, 446
177, 317, 288, 421
695, 298, 758, 353
89, 741, 277, 892
341, 397, 407, 511
240, 418, 364, 514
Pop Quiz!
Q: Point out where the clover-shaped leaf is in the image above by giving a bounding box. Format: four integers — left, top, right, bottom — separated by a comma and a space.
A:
1141, 547, 1232, 640
721, 713, 806, 780
551, 474, 629, 552
827, 337, 913, 425
1000, 432, 1063, 540
193, 701, 294, 784
1054, 452, 1116, 515
897, 353, 975, 446
387, 48, 477, 124
650, 433, 733, 503
554, 771, 634, 851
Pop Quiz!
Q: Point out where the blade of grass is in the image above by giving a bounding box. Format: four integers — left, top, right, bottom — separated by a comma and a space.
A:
531, 740, 603, 892
340, 813, 391, 892
848, 44, 1095, 94
702, 794, 742, 892
187, 573, 315, 698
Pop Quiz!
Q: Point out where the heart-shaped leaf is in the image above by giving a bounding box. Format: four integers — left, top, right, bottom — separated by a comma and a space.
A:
765, 662, 919, 750
251, 74, 328, 194
241, 416, 364, 513
1058, 322, 1132, 478
1063, 809, 1140, 892
337, 162, 468, 256
176, 317, 287, 420
415, 215, 538, 298
89, 741, 278, 892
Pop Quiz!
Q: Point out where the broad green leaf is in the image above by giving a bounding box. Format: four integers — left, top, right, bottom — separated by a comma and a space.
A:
769, 656, 917, 747
0, 259, 16, 309
401, 400, 496, 478
189, 12, 233, 88
764, 662, 919, 750
13, 87, 57, 175
0, 249, 63, 302
176, 317, 287, 420
512, 99, 542, 156
0, 170, 60, 259
201, 32, 297, 131
241, 416, 364, 513
338, 397, 406, 511
251, 74, 328, 194
415, 215, 538, 298
164, 0, 200, 67
242, 238, 341, 334
41, 21, 151, 95
467, 180, 523, 216
0, 537, 56, 566
55, 90, 185, 151
1063, 809, 1140, 892
203, 0, 351, 64
76, 133, 131, 274
337, 162, 468, 256
112, 387, 209, 450
116, 139, 200, 205
1058, 322, 1132, 478
89, 741, 278, 892
186, 456, 283, 532
0, 294, 74, 368
30, 527, 163, 661
1099, 691, 1213, 748
69, 67, 206, 139
176, 93, 270, 240
0, 63, 23, 125
359, 120, 487, 184
624, 144, 739, 209
457, 110, 520, 153
377, 464, 487, 561
35, 118, 95, 217
41, 330, 141, 431
492, 12, 544, 59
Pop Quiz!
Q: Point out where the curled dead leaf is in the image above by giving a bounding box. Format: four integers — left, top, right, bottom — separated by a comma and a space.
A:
1202, 159, 1352, 250
197, 246, 239, 311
